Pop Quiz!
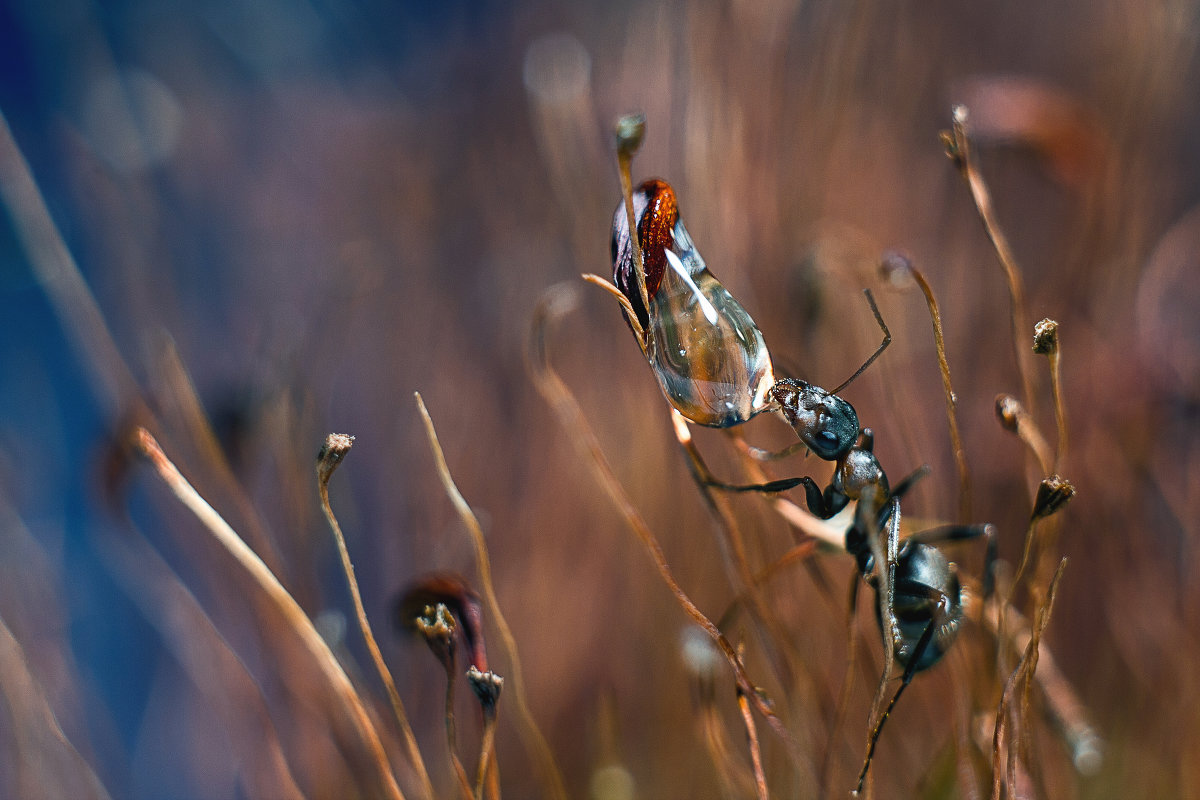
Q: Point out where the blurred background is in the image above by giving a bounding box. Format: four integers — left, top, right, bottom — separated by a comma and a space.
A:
1, 0, 1198, 797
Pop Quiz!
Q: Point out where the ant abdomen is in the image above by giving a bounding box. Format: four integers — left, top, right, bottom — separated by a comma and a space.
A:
890, 541, 964, 672
611, 179, 775, 428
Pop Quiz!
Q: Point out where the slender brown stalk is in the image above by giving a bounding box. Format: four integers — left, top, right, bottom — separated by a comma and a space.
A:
415, 393, 565, 800
886, 255, 973, 522
0, 108, 145, 419
671, 412, 798, 693
0, 612, 112, 800
615, 113, 651, 351
1034, 319, 1069, 475
529, 285, 813, 778
736, 646, 770, 800
131, 428, 404, 800
582, 272, 644, 343
93, 519, 304, 799
475, 709, 499, 800
444, 666, 474, 800
316, 434, 435, 800
467, 666, 504, 800
990, 560, 1067, 800
820, 572, 862, 799
944, 105, 1038, 418
995, 395, 1053, 477
971, 573, 1100, 778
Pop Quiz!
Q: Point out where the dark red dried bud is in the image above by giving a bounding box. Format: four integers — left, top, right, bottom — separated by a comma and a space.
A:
611, 178, 678, 330
396, 572, 488, 672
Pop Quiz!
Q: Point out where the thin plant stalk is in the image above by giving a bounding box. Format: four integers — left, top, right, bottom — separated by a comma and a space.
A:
1044, 338, 1069, 474
93, 517, 304, 799
415, 393, 564, 800
820, 572, 862, 799
443, 667, 474, 800
316, 434, 435, 800
0, 612, 112, 800
991, 560, 1067, 800
0, 108, 144, 420
475, 712, 499, 800
702, 703, 756, 799
970, 573, 1100, 777
131, 428, 405, 800
995, 395, 1053, 477
944, 105, 1037, 419
615, 114, 652, 351
735, 646, 770, 800
529, 285, 814, 779
672, 412, 800, 695
2, 108, 285, 573
904, 262, 973, 522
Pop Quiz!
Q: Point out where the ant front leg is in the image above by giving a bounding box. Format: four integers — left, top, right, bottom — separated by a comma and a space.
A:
702, 473, 843, 520
703, 475, 810, 495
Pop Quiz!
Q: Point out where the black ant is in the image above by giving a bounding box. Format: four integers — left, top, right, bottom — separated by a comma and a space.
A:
601, 171, 996, 793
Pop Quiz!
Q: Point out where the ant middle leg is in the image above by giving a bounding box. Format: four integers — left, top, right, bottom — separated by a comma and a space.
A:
907, 522, 998, 600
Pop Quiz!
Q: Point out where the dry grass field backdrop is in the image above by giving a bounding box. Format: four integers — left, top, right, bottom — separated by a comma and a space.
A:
1, 0, 1198, 797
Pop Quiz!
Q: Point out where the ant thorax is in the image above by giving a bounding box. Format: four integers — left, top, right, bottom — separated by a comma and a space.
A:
611, 179, 775, 428
839, 447, 888, 500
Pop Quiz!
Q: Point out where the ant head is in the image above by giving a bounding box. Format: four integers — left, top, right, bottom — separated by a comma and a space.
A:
770, 378, 860, 461
611, 178, 677, 329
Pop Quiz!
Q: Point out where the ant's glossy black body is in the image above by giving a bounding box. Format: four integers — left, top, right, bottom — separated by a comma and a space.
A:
607, 176, 993, 792
755, 344, 992, 794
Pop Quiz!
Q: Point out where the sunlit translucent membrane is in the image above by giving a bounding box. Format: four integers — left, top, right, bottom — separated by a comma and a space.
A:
645, 219, 775, 427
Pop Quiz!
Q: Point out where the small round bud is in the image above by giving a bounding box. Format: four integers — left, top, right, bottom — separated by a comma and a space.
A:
1032, 474, 1076, 521
1033, 318, 1060, 355
995, 394, 1022, 433
615, 113, 646, 157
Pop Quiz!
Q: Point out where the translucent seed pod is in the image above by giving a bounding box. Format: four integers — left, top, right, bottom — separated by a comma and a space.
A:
612, 180, 775, 427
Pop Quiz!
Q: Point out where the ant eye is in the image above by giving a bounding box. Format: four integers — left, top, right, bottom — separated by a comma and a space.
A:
613, 180, 775, 428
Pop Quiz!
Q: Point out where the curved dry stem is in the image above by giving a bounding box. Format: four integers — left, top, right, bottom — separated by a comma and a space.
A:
946, 105, 1038, 419
316, 434, 434, 800
0, 108, 145, 420
0, 612, 112, 800
995, 395, 1054, 477
907, 265, 973, 522
131, 428, 405, 800
414, 393, 567, 800
93, 519, 304, 799
820, 572, 862, 799
443, 667, 474, 800
967, 572, 1100, 779
582, 273, 646, 354
671, 412, 798, 694
528, 284, 813, 778
735, 646, 770, 800
475, 712, 499, 800
1035, 322, 1069, 473
990, 560, 1067, 800
615, 118, 651, 347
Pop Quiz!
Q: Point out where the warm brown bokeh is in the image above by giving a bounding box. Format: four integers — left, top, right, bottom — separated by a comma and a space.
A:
1, 0, 1197, 797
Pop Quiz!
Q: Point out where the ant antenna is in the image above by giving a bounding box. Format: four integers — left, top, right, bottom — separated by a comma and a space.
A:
831, 289, 892, 395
